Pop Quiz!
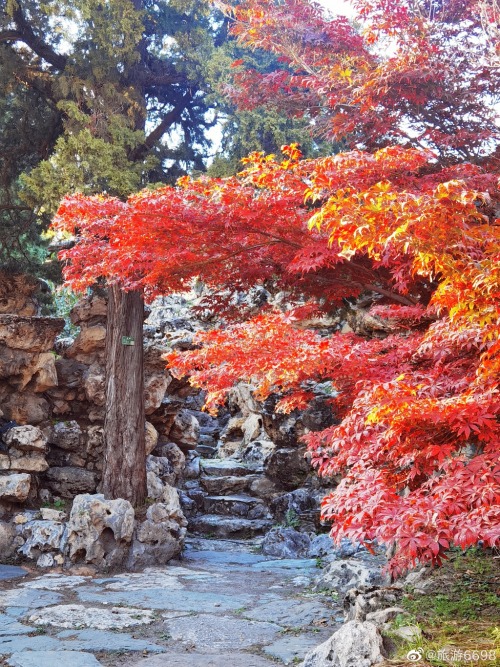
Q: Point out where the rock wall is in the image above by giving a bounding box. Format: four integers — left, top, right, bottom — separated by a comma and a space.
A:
0, 272, 341, 570
0, 274, 196, 568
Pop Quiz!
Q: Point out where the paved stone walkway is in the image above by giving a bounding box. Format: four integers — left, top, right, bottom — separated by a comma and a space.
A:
0, 539, 343, 666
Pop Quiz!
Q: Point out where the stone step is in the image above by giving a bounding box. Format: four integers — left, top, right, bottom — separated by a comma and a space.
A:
200, 459, 261, 478
200, 474, 262, 495
188, 514, 273, 539
196, 444, 218, 457
202, 494, 270, 519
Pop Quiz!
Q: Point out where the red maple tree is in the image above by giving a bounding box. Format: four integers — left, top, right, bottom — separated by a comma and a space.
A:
53, 0, 500, 573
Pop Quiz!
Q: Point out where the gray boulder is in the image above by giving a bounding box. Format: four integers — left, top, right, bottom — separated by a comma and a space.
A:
301, 621, 385, 667
44, 467, 97, 498
262, 527, 311, 559
66, 493, 134, 567
265, 447, 310, 490
0, 473, 31, 502
314, 559, 385, 595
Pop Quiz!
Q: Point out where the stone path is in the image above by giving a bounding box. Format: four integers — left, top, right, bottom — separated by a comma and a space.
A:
0, 538, 343, 667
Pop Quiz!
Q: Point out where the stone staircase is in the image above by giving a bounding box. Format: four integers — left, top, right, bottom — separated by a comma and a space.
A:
181, 458, 274, 539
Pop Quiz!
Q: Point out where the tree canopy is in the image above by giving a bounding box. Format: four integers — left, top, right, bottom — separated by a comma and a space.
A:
1, 0, 321, 275
53, 0, 500, 573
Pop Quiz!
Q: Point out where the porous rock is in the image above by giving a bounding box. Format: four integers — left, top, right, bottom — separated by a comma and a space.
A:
0, 473, 31, 502
46, 421, 82, 451
4, 426, 47, 452
68, 324, 106, 355
301, 620, 385, 667
241, 439, 275, 465
44, 467, 97, 498
262, 527, 311, 559
314, 559, 384, 595
128, 499, 187, 569
18, 520, 67, 558
265, 447, 310, 490
1, 393, 50, 425
145, 373, 172, 414
70, 294, 107, 325
82, 363, 105, 405
168, 410, 200, 451
0, 271, 41, 316
0, 315, 64, 352
0, 520, 19, 558
0, 451, 48, 473
152, 443, 185, 480
66, 494, 135, 567
343, 587, 402, 622
145, 422, 159, 456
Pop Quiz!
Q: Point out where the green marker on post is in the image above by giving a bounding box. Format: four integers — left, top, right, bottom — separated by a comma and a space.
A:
121, 336, 135, 346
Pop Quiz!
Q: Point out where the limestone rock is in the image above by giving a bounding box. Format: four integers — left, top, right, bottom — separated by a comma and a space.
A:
265, 448, 311, 490
1, 393, 50, 424
343, 587, 402, 622
249, 476, 280, 499
241, 439, 275, 466
365, 607, 406, 626
44, 467, 97, 498
153, 442, 185, 480
30, 353, 59, 392
18, 520, 68, 558
183, 454, 200, 479
128, 500, 187, 569
0, 348, 35, 385
168, 410, 200, 451
39, 508, 65, 521
69, 294, 107, 325
146, 463, 186, 511
404, 566, 434, 593
145, 422, 159, 456
0, 474, 31, 502
262, 527, 311, 559
0, 451, 48, 473
0, 521, 18, 558
313, 559, 384, 595
308, 535, 363, 561
54, 358, 87, 389
66, 324, 106, 357
66, 494, 135, 567
28, 603, 154, 629
391, 625, 422, 642
82, 363, 105, 405
4, 426, 47, 452
36, 553, 56, 568
0, 271, 41, 316
146, 456, 175, 491
47, 421, 82, 451
301, 621, 385, 667
145, 372, 172, 414
227, 383, 260, 416
0, 315, 64, 352
270, 489, 319, 526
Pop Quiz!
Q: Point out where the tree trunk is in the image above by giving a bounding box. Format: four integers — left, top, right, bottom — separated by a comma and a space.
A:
102, 285, 147, 506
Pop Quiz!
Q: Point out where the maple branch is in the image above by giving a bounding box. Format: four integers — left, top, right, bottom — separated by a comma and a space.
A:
172, 241, 278, 274
363, 284, 418, 306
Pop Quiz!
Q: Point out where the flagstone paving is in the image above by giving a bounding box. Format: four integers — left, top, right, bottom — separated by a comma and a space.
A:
0, 538, 342, 666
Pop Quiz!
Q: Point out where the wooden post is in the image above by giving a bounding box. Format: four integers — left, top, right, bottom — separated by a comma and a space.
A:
101, 285, 147, 506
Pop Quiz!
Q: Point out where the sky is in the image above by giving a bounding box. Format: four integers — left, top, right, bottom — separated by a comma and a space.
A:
317, 0, 355, 16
